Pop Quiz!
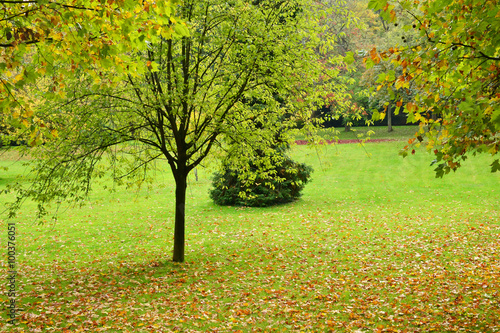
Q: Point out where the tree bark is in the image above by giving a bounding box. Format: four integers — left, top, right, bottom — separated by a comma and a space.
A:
172, 168, 187, 263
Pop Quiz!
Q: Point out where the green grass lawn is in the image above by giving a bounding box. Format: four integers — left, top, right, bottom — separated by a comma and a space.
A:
1, 131, 499, 332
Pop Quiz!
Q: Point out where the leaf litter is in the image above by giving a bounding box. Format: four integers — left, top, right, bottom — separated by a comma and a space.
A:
1, 205, 499, 333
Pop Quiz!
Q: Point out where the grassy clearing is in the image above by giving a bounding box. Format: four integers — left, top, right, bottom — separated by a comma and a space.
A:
1, 137, 499, 332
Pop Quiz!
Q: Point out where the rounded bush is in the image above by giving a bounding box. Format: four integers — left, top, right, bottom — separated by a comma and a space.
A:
210, 156, 312, 207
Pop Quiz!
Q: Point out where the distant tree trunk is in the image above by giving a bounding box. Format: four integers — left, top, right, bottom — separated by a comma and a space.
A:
387, 106, 393, 132
344, 124, 351, 132
172, 166, 188, 263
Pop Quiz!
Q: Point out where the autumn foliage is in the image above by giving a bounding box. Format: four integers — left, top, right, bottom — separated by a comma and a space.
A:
367, 0, 500, 176
0, 0, 184, 144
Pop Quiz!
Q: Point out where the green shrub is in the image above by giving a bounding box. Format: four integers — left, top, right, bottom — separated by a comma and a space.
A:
210, 156, 312, 207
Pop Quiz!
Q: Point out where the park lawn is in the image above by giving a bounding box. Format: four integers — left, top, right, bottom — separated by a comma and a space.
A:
1, 135, 499, 332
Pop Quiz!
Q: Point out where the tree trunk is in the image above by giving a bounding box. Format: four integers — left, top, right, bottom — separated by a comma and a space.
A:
387, 107, 393, 132
344, 124, 351, 132
172, 169, 187, 263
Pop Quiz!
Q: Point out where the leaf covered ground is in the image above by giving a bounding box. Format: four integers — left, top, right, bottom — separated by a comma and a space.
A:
1, 140, 499, 332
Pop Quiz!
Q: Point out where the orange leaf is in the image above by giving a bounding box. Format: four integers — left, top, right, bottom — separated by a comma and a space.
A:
406, 102, 416, 112
390, 10, 396, 21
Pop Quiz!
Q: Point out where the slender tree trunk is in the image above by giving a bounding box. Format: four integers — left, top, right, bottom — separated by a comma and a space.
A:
172, 169, 187, 263
387, 106, 393, 132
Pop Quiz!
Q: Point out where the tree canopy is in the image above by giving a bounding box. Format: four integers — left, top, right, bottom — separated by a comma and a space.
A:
5, 0, 355, 262
367, 0, 500, 176
1, 0, 184, 143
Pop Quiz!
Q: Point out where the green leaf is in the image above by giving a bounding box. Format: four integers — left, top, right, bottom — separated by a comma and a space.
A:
365, 58, 375, 69
367, 0, 386, 11
376, 73, 386, 83
458, 101, 475, 113
344, 51, 355, 65
492, 108, 500, 131
387, 70, 395, 82
174, 23, 190, 37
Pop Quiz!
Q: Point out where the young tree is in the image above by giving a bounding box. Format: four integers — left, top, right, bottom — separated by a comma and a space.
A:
7, 0, 352, 262
367, 0, 500, 176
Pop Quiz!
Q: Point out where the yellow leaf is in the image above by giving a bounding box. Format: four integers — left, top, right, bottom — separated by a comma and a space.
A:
395, 77, 407, 90
14, 74, 23, 83
24, 109, 34, 117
